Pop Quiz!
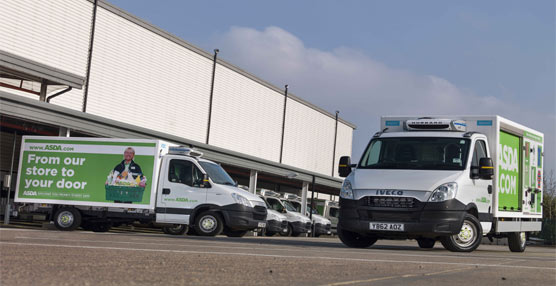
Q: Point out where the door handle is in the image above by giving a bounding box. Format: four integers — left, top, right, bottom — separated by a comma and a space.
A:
162, 188, 171, 195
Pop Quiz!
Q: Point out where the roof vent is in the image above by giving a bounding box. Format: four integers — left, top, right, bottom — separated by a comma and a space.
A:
405, 119, 466, 131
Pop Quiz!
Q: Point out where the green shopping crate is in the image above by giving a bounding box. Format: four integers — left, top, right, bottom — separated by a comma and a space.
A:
105, 185, 145, 202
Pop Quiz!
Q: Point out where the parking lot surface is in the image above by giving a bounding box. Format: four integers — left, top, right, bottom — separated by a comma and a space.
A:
1, 225, 555, 286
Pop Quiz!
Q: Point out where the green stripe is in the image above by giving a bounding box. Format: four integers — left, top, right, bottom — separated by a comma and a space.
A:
523, 131, 543, 143
25, 139, 156, 147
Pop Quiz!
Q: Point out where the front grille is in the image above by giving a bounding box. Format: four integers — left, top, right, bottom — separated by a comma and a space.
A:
253, 206, 267, 220
365, 196, 417, 208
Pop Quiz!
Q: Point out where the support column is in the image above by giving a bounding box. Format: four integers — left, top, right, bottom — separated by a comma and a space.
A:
3, 131, 17, 225
39, 79, 48, 102
248, 170, 258, 194
301, 181, 309, 216
58, 127, 70, 137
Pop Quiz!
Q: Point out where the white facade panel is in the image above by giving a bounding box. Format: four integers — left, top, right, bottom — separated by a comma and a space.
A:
81, 7, 213, 143
282, 98, 336, 175
209, 65, 284, 161
0, 0, 92, 76
49, 88, 84, 111
333, 123, 354, 177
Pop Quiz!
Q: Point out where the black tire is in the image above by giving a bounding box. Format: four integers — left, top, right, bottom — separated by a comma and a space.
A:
194, 211, 224, 236
91, 222, 112, 232
225, 230, 248, 237
337, 224, 377, 248
279, 224, 293, 236
314, 234, 321, 238
53, 207, 81, 231
292, 231, 302, 237
417, 238, 436, 249
162, 224, 188, 235
80, 221, 93, 231
440, 214, 482, 252
508, 232, 527, 252
265, 231, 277, 236
187, 227, 198, 236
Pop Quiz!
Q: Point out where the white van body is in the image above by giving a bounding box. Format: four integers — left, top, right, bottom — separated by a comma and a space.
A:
15, 136, 267, 236
282, 194, 332, 236
338, 116, 543, 252
259, 190, 312, 236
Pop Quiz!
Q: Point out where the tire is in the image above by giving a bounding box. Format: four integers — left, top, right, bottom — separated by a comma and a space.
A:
265, 231, 277, 236
314, 234, 321, 238
225, 230, 248, 237
53, 207, 81, 231
194, 211, 224, 236
162, 224, 188, 235
80, 221, 93, 231
417, 238, 436, 249
187, 227, 198, 236
508, 232, 527, 252
292, 231, 302, 237
91, 222, 112, 232
440, 214, 482, 252
279, 224, 293, 236
337, 224, 377, 248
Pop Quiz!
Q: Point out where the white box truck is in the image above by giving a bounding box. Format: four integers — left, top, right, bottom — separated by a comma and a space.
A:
337, 116, 544, 252
15, 136, 267, 237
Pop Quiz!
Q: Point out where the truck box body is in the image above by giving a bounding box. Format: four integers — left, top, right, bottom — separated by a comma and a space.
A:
381, 115, 544, 221
15, 136, 169, 209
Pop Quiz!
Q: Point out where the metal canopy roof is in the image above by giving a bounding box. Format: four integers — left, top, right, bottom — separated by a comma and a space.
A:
0, 91, 343, 190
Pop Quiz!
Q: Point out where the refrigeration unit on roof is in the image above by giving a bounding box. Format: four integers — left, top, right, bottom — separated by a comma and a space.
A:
283, 193, 302, 201
404, 118, 467, 132
168, 146, 203, 157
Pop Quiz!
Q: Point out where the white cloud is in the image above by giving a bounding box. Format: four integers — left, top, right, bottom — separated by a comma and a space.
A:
214, 26, 555, 172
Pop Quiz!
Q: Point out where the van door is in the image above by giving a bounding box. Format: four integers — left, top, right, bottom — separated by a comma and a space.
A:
466, 138, 493, 230
156, 157, 207, 224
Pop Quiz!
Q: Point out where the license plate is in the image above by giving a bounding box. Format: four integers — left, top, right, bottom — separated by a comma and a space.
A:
369, 222, 404, 231
257, 222, 266, 228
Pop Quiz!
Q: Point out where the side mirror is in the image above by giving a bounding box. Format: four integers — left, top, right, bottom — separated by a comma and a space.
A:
200, 174, 211, 188
478, 158, 494, 180
338, 156, 352, 177
281, 209, 287, 213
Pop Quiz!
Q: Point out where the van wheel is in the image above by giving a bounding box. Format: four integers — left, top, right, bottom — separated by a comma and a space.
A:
440, 214, 482, 252
162, 224, 188, 235
508, 232, 527, 252
265, 231, 276, 236
225, 230, 248, 237
417, 238, 436, 249
194, 211, 224, 236
54, 207, 81, 231
279, 224, 293, 236
338, 225, 377, 248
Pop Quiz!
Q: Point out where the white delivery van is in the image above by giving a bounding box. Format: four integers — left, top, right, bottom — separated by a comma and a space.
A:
337, 116, 544, 252
282, 194, 332, 237
15, 136, 267, 237
323, 200, 339, 234
259, 190, 312, 236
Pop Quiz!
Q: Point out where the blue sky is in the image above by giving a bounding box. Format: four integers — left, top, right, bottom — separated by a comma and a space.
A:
110, 0, 555, 172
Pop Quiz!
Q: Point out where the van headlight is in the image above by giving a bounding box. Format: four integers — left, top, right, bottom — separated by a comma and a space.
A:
340, 180, 354, 199
232, 193, 252, 207
428, 183, 458, 202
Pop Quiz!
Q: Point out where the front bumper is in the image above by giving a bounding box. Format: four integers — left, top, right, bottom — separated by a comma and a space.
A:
220, 204, 267, 231
314, 223, 332, 235
291, 221, 312, 234
266, 219, 288, 233
339, 198, 466, 238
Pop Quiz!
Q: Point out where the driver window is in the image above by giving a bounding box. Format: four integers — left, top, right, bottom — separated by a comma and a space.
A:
470, 140, 487, 177
168, 159, 203, 187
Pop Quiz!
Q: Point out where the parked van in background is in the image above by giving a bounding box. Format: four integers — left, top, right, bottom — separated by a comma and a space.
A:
338, 116, 544, 252
259, 190, 312, 236
323, 200, 340, 234
282, 194, 332, 237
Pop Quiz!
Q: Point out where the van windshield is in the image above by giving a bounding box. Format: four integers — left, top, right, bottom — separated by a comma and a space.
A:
358, 137, 470, 170
199, 162, 236, 185
282, 201, 298, 212
265, 197, 285, 212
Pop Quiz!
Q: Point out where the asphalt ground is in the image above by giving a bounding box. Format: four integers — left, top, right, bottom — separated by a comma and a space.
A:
0, 223, 555, 286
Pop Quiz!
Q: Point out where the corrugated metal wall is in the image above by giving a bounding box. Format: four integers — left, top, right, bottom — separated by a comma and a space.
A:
0, 0, 354, 177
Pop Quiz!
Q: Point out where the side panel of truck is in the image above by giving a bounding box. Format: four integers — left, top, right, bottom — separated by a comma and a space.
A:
15, 136, 162, 209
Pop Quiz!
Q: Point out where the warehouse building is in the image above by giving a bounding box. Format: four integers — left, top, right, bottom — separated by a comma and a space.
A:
0, 0, 354, 213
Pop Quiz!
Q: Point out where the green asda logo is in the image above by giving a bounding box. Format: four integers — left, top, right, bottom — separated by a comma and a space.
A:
45, 145, 62, 150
